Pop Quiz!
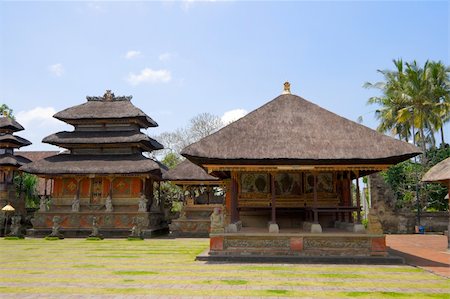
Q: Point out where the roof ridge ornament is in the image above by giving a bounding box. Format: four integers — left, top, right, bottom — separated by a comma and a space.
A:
282, 81, 291, 95
86, 90, 133, 102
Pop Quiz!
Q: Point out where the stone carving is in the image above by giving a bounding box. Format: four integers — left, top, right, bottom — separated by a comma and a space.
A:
68, 214, 80, 226
367, 209, 383, 234
86, 90, 132, 102
71, 196, 80, 212
104, 214, 113, 226
210, 207, 224, 233
89, 216, 103, 239
304, 238, 370, 249
129, 216, 145, 238
8, 215, 22, 237
39, 196, 47, 212
48, 216, 64, 239
105, 195, 113, 212
224, 238, 290, 249
150, 196, 160, 212
138, 194, 148, 212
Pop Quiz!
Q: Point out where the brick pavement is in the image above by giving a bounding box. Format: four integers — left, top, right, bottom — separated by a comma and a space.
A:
386, 234, 450, 278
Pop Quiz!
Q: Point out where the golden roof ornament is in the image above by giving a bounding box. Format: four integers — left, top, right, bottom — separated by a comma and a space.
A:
2, 110, 8, 118
282, 81, 291, 95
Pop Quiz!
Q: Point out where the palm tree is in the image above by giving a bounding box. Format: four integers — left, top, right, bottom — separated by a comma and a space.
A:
365, 59, 450, 152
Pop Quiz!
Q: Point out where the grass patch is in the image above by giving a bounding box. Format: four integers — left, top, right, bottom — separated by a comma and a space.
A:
4, 236, 24, 240
123, 279, 135, 282
45, 236, 62, 240
220, 279, 247, 285
73, 264, 105, 268
113, 270, 158, 276
265, 289, 290, 295
318, 273, 362, 279
343, 292, 450, 298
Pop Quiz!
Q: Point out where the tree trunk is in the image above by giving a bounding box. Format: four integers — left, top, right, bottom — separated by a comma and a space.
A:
440, 126, 445, 146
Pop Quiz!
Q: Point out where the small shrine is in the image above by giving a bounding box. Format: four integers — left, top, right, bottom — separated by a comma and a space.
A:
183, 82, 421, 259
164, 159, 224, 237
21, 91, 167, 237
0, 113, 32, 220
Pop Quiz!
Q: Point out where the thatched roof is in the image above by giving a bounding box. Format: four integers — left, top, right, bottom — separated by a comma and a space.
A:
0, 154, 31, 167
163, 159, 219, 181
20, 153, 163, 177
17, 151, 60, 162
54, 92, 158, 128
0, 117, 24, 132
182, 94, 421, 165
0, 134, 32, 148
43, 131, 163, 151
422, 157, 450, 183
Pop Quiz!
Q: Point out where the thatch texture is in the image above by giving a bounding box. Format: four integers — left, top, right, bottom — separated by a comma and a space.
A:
0, 154, 31, 167
0, 134, 32, 148
182, 94, 421, 165
54, 99, 158, 128
20, 153, 163, 177
422, 157, 450, 183
0, 117, 24, 132
163, 159, 219, 181
43, 131, 163, 151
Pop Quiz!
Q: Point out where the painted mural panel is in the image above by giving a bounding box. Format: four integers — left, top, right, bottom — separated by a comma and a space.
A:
112, 178, 132, 198
274, 173, 302, 196
304, 172, 334, 193
240, 173, 269, 194
62, 178, 78, 197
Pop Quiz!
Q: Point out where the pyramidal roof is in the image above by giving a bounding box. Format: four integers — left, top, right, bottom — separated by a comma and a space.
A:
182, 91, 421, 166
163, 159, 219, 182
54, 90, 158, 128
422, 157, 450, 183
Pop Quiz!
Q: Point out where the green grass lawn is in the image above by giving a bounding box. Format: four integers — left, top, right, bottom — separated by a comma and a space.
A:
0, 238, 448, 298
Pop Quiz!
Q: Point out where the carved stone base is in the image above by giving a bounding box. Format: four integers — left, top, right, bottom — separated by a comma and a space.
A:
310, 223, 322, 233
268, 223, 279, 233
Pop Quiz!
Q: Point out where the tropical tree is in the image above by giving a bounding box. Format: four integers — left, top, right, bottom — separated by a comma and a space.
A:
365, 59, 450, 152
0, 104, 14, 118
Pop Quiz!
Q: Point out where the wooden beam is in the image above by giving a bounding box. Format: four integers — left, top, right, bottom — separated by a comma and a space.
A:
203, 164, 390, 173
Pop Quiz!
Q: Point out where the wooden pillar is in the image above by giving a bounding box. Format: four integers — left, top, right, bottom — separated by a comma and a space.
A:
44, 178, 48, 197
230, 171, 239, 223
313, 172, 318, 223
346, 171, 351, 222
270, 172, 276, 224
109, 177, 114, 198
355, 171, 361, 223
76, 177, 81, 199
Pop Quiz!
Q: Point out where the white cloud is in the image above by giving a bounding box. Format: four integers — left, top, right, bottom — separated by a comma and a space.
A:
48, 63, 64, 77
158, 52, 173, 62
16, 107, 71, 151
221, 108, 248, 125
125, 50, 141, 60
126, 68, 171, 86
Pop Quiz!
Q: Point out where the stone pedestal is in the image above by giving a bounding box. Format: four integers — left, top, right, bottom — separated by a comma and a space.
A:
353, 224, 366, 233
310, 223, 322, 233
268, 222, 279, 233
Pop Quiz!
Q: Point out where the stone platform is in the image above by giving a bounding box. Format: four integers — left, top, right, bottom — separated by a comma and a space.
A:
169, 204, 221, 237
28, 211, 167, 238
200, 228, 397, 263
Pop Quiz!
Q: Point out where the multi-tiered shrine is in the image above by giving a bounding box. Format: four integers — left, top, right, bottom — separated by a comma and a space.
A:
183, 83, 421, 259
0, 113, 31, 217
21, 91, 167, 237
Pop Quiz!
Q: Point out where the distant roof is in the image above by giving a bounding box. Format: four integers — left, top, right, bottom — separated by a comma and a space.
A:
53, 90, 158, 128
17, 151, 60, 162
422, 157, 450, 183
182, 93, 421, 165
163, 159, 219, 182
0, 134, 32, 148
20, 153, 163, 177
0, 154, 31, 167
0, 117, 24, 132
43, 131, 163, 151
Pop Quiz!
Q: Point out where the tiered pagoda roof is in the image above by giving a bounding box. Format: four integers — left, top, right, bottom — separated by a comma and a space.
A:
20, 90, 165, 177
0, 114, 32, 168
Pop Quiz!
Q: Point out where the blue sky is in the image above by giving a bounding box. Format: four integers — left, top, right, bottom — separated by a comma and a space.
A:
1, 1, 448, 150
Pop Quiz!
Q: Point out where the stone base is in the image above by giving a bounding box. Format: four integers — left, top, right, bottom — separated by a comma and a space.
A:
226, 221, 242, 233
208, 232, 388, 257
311, 223, 322, 233
169, 219, 210, 237
353, 224, 366, 233
268, 223, 279, 233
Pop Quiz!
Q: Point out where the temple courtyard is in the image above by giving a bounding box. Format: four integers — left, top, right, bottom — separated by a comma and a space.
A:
0, 236, 448, 298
